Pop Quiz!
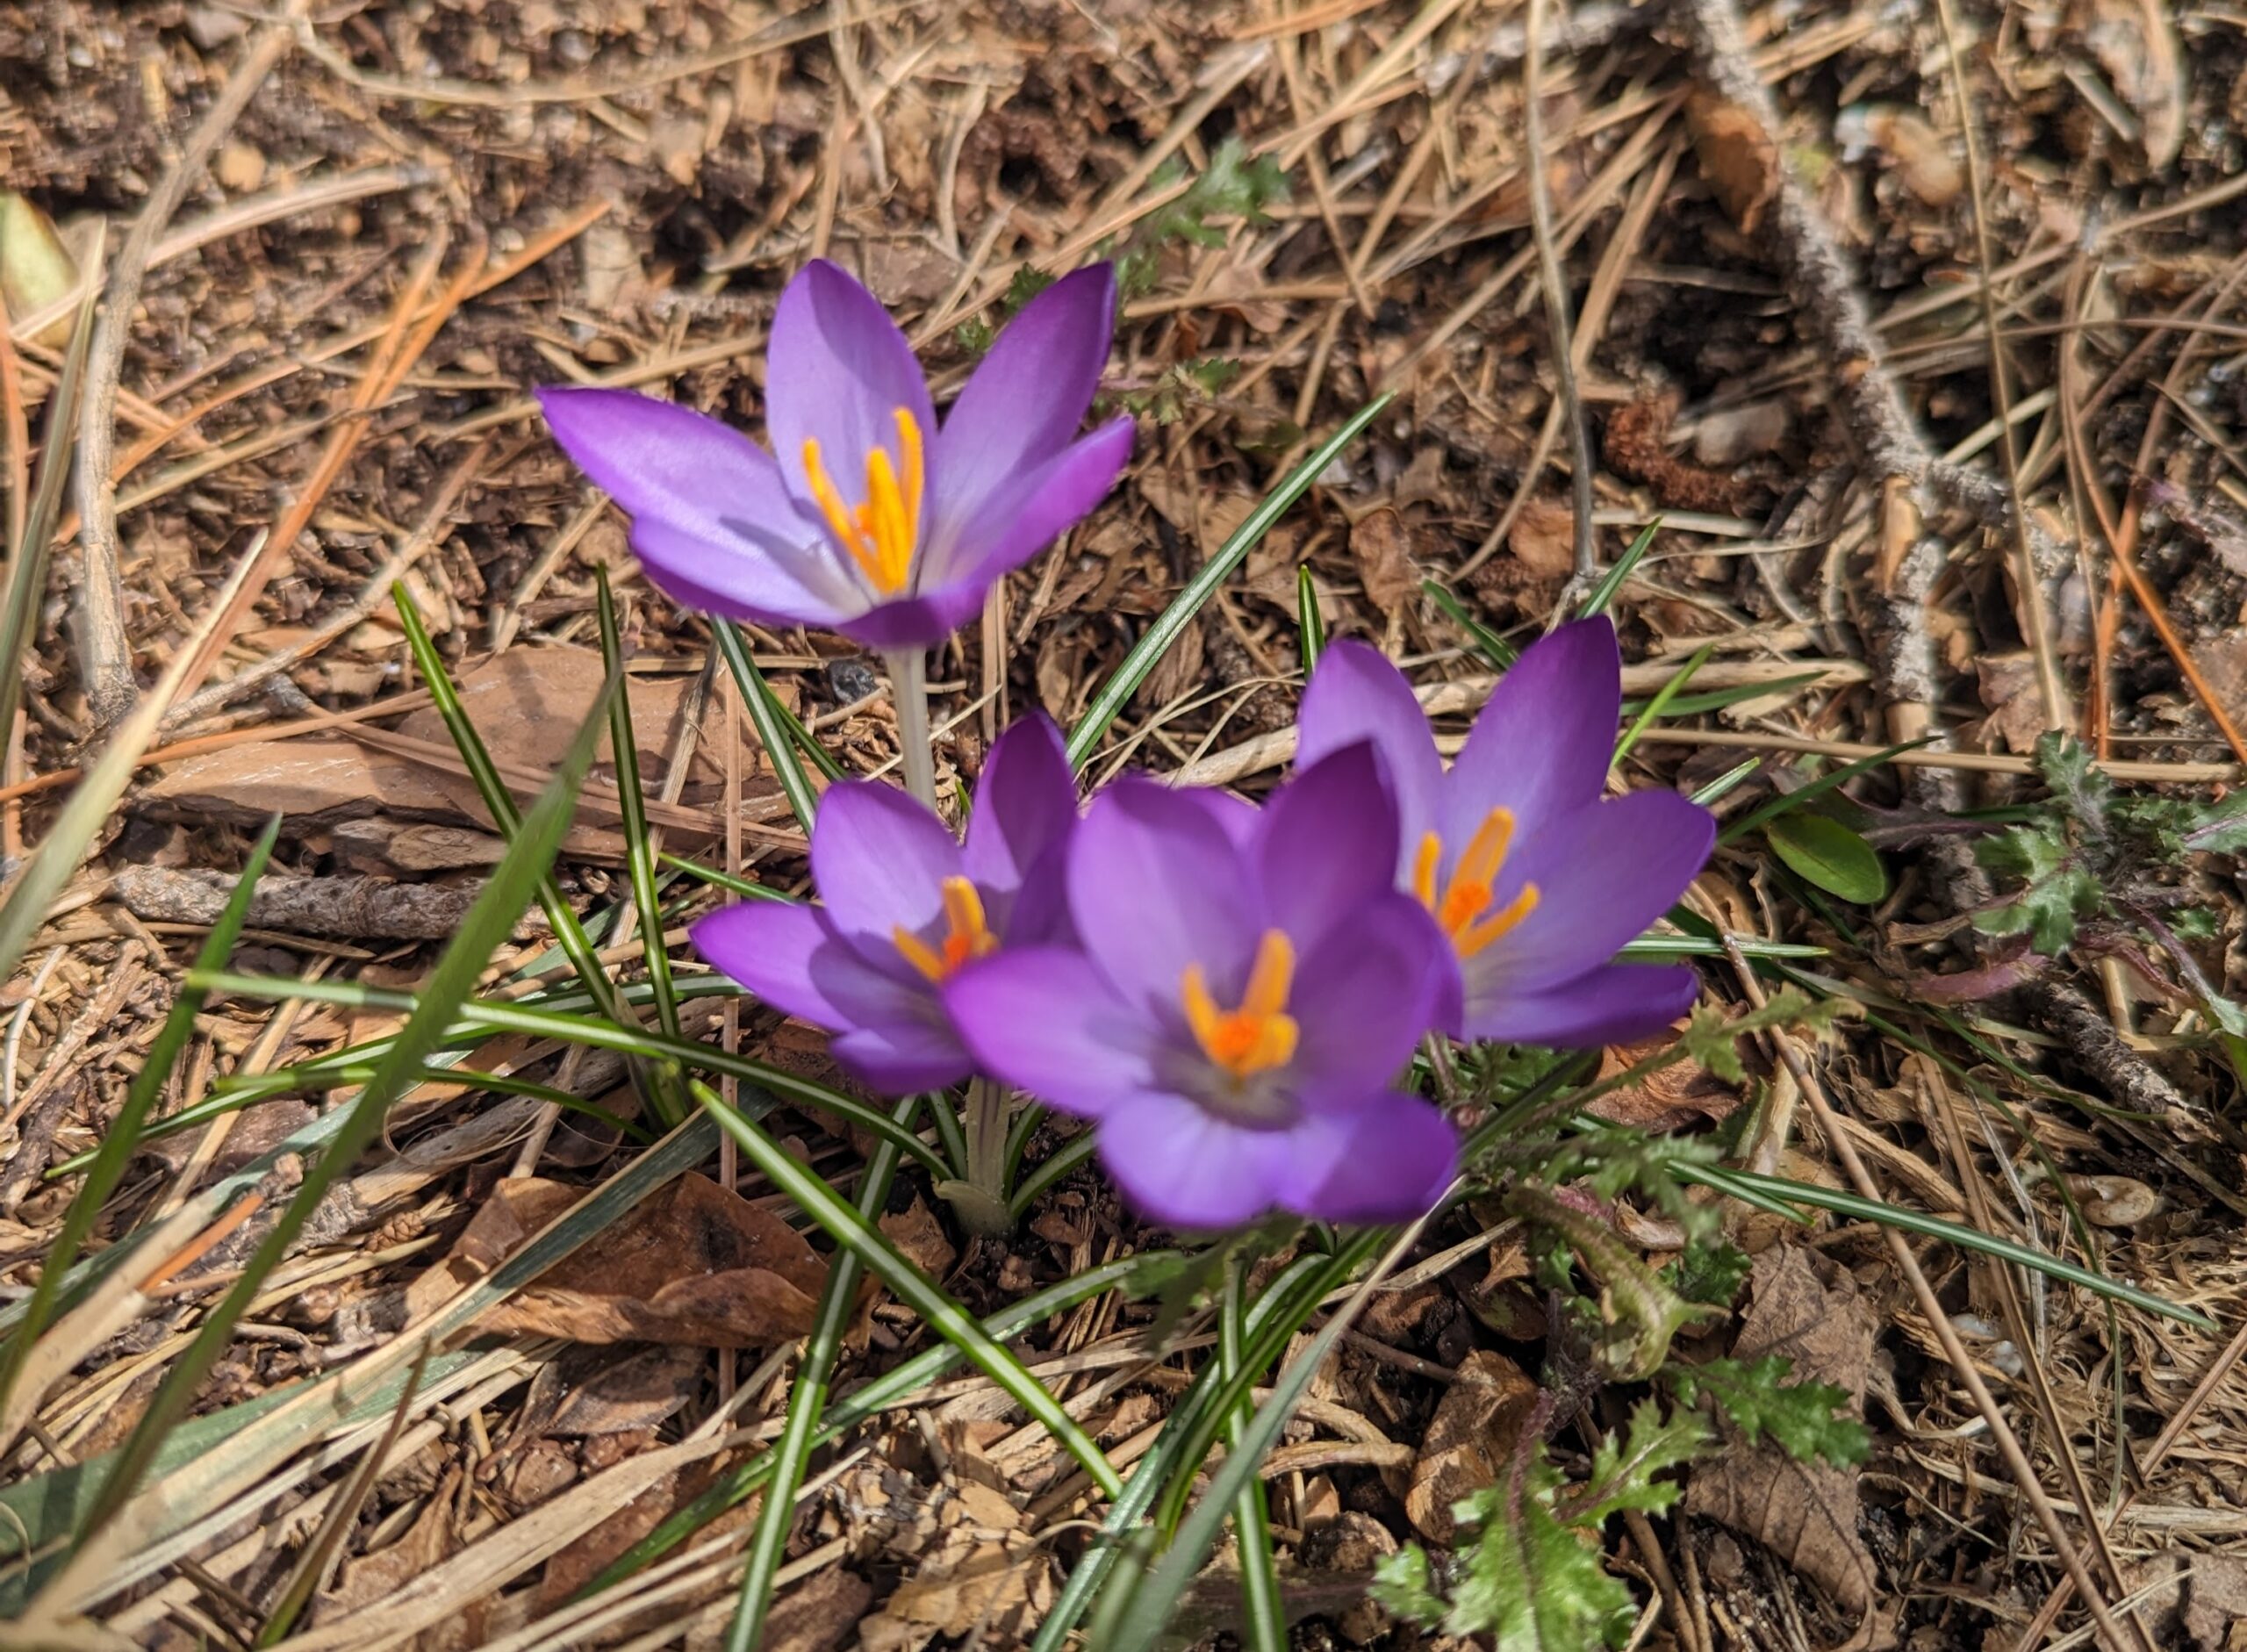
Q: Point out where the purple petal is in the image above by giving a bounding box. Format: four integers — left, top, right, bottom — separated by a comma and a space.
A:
1287, 893, 1451, 1112
1095, 1090, 1289, 1229
809, 780, 963, 952
538, 389, 860, 623
766, 261, 937, 522
1480, 789, 1714, 988
1253, 743, 1400, 958
1461, 962, 1698, 1048
1443, 616, 1623, 849
1070, 776, 1257, 1017
830, 587, 985, 650
1174, 785, 1260, 849
1267, 1095, 1460, 1224
962, 714, 1077, 901
935, 264, 1116, 543
694, 902, 966, 1090
1297, 640, 1443, 863
944, 948, 1156, 1117
922, 416, 1133, 589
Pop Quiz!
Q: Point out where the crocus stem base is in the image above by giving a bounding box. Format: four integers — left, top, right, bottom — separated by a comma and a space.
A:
937, 1076, 1015, 1236
885, 648, 940, 809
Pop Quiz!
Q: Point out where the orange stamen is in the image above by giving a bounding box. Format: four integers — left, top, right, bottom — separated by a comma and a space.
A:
800, 405, 926, 595
1416, 811, 1541, 959
1181, 930, 1299, 1081
894, 876, 997, 982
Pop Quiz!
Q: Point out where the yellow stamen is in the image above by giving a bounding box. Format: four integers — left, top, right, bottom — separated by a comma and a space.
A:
1181, 929, 1299, 1081
894, 875, 998, 982
1418, 808, 1541, 959
800, 406, 927, 596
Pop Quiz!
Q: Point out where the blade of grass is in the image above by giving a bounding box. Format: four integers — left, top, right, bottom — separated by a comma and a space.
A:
1422, 578, 1518, 669
1612, 642, 1713, 766
657, 851, 793, 901
0, 815, 279, 1432
1698, 1166, 2212, 1326
1690, 756, 1762, 807
1718, 736, 1933, 846
1296, 564, 1325, 671
1576, 518, 1660, 619
723, 1088, 920, 1652
1223, 1260, 1285, 1652
62, 671, 619, 1550
0, 244, 102, 749
713, 619, 829, 832
1068, 393, 1392, 769
596, 569, 680, 1044
693, 1081, 1124, 1501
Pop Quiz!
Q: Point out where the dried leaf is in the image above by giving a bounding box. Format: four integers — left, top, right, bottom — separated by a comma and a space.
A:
1351, 507, 1420, 623
1835, 104, 1963, 207
1403, 1349, 1539, 1544
1508, 495, 1578, 584
1686, 90, 1779, 233
879, 1196, 958, 1281
0, 190, 78, 348
410, 1174, 827, 1347
1590, 1032, 1742, 1131
1686, 1247, 1877, 1617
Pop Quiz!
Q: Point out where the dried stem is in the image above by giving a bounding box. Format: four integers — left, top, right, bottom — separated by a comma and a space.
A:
1523, 0, 1598, 582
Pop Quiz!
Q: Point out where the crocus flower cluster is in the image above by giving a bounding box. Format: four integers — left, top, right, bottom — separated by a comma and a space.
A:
536, 257, 1715, 1232
693, 621, 1712, 1230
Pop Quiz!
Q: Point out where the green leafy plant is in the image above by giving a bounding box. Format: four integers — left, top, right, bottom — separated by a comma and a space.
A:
1113, 137, 1289, 298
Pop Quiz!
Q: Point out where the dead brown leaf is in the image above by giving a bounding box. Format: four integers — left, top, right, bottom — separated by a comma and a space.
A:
1686, 1246, 1878, 1618
1590, 1031, 1742, 1131
1686, 90, 1779, 233
409, 1174, 826, 1347
879, 1196, 958, 1281
1403, 1349, 1540, 1544
1351, 507, 1420, 624
1509, 495, 1578, 585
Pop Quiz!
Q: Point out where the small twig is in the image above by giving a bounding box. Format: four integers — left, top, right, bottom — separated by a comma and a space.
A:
1524, 0, 1597, 583
72, 14, 301, 731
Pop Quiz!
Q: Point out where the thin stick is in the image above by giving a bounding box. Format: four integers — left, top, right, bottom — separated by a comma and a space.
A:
1523, 0, 1597, 580
73, 13, 301, 729
884, 649, 939, 809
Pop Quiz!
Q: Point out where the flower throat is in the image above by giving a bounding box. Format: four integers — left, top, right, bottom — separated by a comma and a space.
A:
802, 406, 925, 595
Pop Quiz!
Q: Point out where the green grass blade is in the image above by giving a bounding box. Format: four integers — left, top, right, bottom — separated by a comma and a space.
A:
713, 620, 829, 832
694, 1083, 1124, 1500
724, 1090, 919, 1652
1008, 1123, 1095, 1219
1576, 518, 1660, 618
1691, 756, 1762, 807
68, 671, 620, 1548
1296, 564, 1324, 672
1700, 1167, 2213, 1326
0, 816, 280, 1428
658, 852, 793, 901
1067, 393, 1392, 770
1223, 1262, 1285, 1652
596, 570, 681, 1045
1718, 737, 1934, 846
1422, 578, 1518, 669
1612, 643, 1712, 766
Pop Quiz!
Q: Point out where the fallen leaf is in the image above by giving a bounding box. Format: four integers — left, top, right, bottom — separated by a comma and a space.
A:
1403, 1348, 1540, 1544
409, 1174, 827, 1347
1835, 104, 1963, 207
1686, 90, 1779, 233
1508, 494, 1578, 584
1686, 1246, 1878, 1618
879, 1196, 958, 1281
1972, 654, 2050, 755
0, 190, 77, 348
1351, 507, 1420, 623
1590, 1032, 1742, 1131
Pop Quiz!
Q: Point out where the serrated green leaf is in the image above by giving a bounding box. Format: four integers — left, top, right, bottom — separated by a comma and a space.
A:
1664, 1355, 1870, 1467
1766, 813, 1888, 903
1567, 1398, 1707, 1525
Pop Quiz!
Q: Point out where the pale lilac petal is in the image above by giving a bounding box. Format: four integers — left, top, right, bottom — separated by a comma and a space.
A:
766, 261, 937, 520
1174, 786, 1260, 849
962, 714, 1077, 900
1267, 1095, 1459, 1224
1461, 962, 1698, 1048
1287, 893, 1450, 1112
693, 902, 963, 1091
809, 780, 963, 952
944, 948, 1157, 1117
1297, 640, 1443, 861
922, 417, 1133, 588
1095, 1090, 1289, 1229
1480, 790, 1714, 988
1443, 616, 1623, 849
1253, 743, 1400, 957
935, 264, 1116, 539
832, 588, 984, 650
830, 1019, 973, 1093
1070, 776, 1258, 1018
629, 517, 862, 631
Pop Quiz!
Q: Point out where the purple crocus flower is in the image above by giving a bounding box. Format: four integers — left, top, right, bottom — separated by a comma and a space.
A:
1297, 619, 1715, 1048
691, 713, 1078, 1091
537, 261, 1133, 649
945, 745, 1460, 1230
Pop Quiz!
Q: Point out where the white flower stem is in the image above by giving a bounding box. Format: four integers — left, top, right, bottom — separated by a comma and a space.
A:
948, 1075, 1015, 1237
883, 647, 939, 809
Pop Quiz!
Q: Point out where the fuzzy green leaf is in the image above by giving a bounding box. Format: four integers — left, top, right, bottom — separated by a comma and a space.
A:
1567, 1398, 1708, 1525
1665, 1355, 1870, 1466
